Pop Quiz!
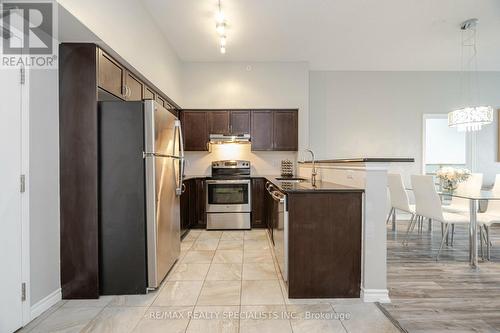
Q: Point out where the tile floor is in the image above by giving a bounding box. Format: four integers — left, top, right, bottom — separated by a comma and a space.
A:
19, 229, 399, 333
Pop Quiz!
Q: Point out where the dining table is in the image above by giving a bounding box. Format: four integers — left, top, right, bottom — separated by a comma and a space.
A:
437, 189, 500, 269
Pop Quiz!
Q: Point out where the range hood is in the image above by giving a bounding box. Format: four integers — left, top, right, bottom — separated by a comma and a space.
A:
209, 134, 251, 144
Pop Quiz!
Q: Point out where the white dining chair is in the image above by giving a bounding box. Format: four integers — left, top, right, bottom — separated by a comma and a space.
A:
477, 174, 500, 260
409, 175, 470, 260
443, 173, 483, 214
387, 173, 416, 230
442, 173, 483, 245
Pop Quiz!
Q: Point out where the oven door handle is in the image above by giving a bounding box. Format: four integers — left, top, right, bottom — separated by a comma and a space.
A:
205, 179, 251, 185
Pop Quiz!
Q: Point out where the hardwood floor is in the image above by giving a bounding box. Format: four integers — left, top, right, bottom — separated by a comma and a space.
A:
382, 218, 500, 333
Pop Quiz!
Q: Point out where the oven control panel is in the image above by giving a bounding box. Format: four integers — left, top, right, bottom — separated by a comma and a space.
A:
212, 160, 250, 169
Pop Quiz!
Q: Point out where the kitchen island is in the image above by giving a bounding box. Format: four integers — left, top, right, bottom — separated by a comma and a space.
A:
265, 177, 364, 298
297, 157, 415, 303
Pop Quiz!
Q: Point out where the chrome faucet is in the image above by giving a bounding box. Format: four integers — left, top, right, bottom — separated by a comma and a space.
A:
304, 149, 317, 186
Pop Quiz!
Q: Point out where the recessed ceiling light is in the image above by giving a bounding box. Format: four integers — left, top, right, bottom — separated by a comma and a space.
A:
220, 46, 226, 54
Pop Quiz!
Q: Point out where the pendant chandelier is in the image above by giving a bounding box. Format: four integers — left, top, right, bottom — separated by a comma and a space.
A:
448, 19, 493, 132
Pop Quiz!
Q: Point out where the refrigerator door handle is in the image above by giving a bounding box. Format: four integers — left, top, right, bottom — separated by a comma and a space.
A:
176, 120, 185, 160
174, 120, 185, 196
143, 152, 182, 159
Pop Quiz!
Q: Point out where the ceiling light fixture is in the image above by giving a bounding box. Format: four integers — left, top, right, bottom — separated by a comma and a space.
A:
215, 0, 227, 54
448, 18, 493, 132
215, 10, 224, 23
216, 22, 226, 36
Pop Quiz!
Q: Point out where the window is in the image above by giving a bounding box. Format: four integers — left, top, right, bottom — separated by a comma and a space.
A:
423, 115, 467, 175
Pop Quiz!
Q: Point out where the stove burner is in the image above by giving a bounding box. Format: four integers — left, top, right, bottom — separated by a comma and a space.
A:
211, 160, 250, 179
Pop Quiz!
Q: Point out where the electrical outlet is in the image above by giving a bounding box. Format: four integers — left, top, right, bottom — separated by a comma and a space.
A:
347, 170, 354, 180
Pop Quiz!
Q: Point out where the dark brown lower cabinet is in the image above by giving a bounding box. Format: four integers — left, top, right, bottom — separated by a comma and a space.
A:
180, 180, 191, 238
287, 191, 362, 298
251, 178, 266, 228
181, 178, 206, 230
195, 178, 206, 227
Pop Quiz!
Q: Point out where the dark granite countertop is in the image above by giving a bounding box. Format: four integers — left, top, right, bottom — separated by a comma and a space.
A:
298, 157, 415, 164
263, 176, 363, 194
183, 174, 363, 193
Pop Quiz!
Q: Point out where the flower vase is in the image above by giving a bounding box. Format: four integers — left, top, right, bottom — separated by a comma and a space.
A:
442, 179, 457, 192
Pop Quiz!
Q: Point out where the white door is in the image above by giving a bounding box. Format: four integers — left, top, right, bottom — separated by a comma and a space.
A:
0, 65, 24, 331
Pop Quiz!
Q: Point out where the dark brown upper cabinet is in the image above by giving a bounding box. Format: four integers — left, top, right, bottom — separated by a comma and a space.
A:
208, 111, 230, 135
181, 111, 209, 151
230, 111, 251, 135
251, 110, 298, 151
156, 95, 166, 107
207, 111, 250, 135
273, 110, 298, 151
98, 49, 125, 99
143, 86, 155, 100
251, 110, 274, 151
124, 71, 143, 101
180, 109, 297, 152
97, 49, 176, 112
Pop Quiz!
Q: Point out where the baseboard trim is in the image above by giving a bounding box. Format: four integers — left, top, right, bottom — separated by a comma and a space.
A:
30, 288, 62, 320
361, 288, 391, 303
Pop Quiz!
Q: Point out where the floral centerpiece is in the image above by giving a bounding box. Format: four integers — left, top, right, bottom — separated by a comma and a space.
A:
435, 167, 471, 191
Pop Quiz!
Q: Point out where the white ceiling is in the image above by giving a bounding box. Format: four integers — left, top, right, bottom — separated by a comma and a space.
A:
142, 0, 500, 70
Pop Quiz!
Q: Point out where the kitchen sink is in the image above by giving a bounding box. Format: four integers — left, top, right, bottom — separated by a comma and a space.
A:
275, 177, 307, 183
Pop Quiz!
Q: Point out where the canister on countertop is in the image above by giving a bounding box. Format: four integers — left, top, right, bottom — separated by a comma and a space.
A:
280, 159, 294, 177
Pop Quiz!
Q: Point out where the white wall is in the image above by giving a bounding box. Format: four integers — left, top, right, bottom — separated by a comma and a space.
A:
181, 62, 309, 174
57, 0, 183, 104
309, 71, 500, 185
29, 69, 60, 306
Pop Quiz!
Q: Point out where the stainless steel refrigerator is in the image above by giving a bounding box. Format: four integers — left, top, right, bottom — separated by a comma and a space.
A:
98, 99, 184, 294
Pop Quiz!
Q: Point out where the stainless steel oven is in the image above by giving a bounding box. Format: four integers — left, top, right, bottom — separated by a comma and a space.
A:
206, 179, 251, 213
206, 160, 252, 230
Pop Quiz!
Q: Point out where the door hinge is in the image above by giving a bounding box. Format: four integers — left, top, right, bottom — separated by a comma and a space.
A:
20, 66, 25, 85
21, 282, 26, 301
20, 174, 26, 193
